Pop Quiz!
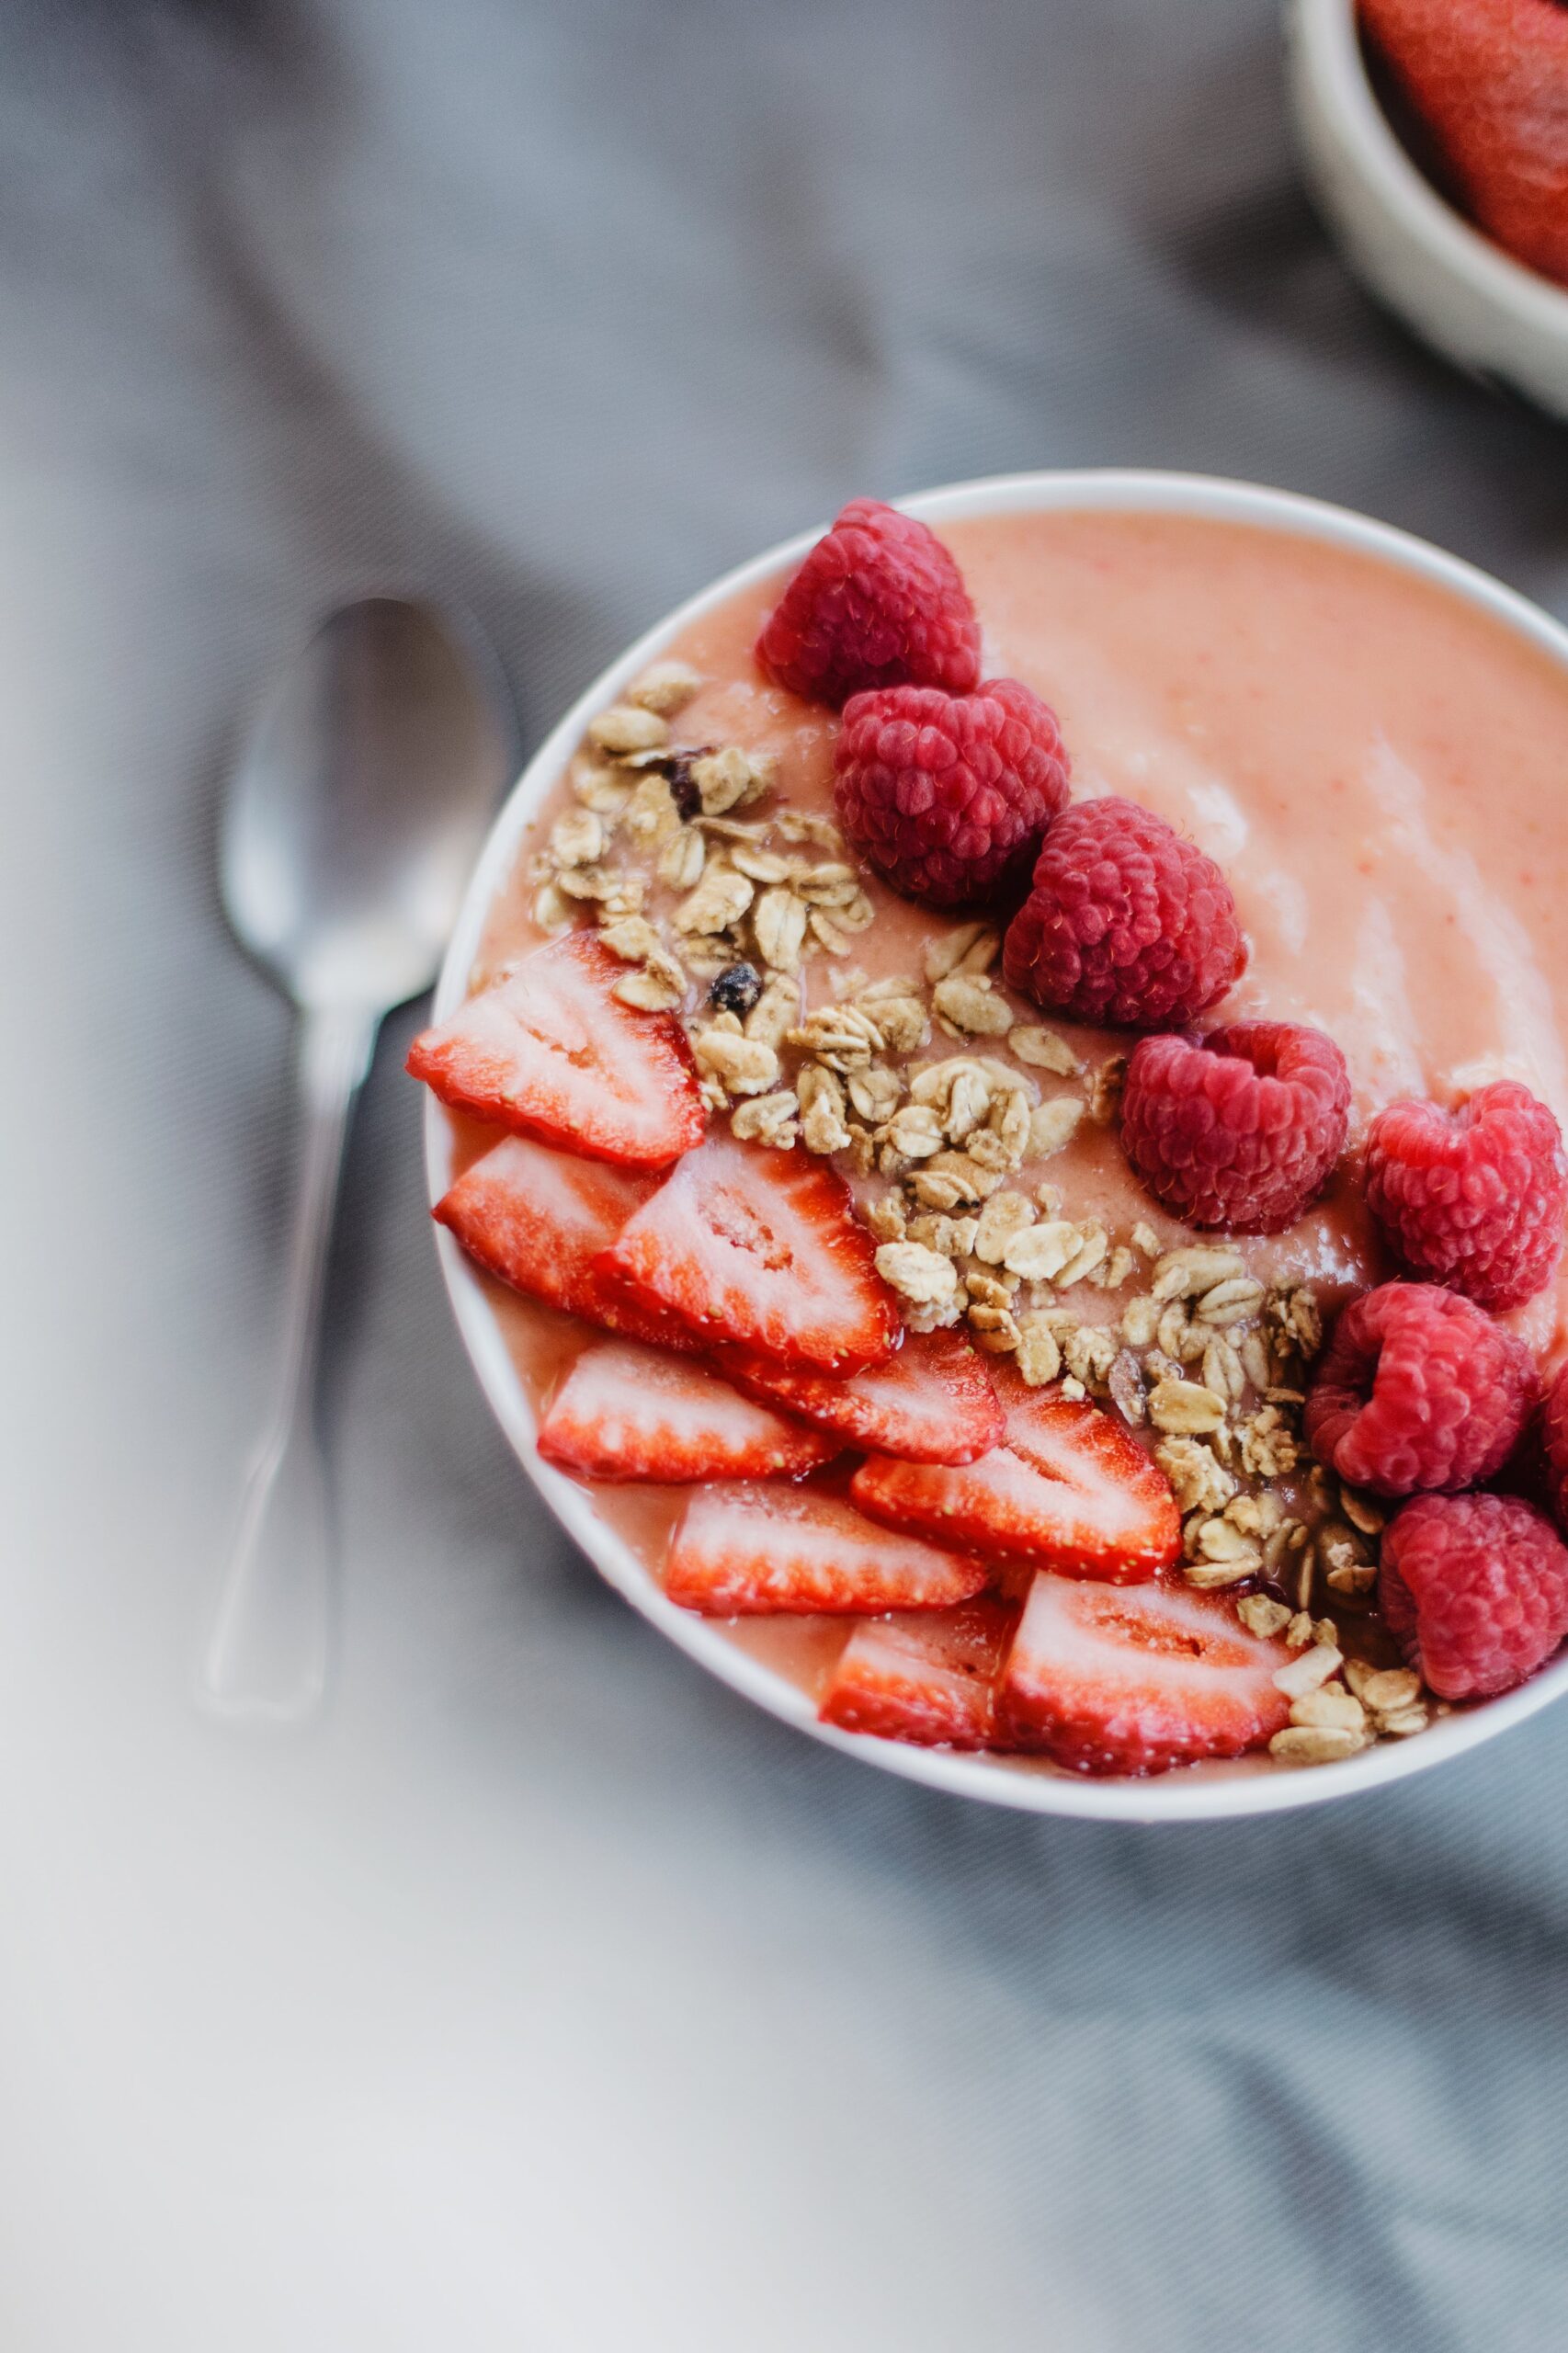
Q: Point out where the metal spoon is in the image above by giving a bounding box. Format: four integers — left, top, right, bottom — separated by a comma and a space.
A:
203, 597, 512, 1722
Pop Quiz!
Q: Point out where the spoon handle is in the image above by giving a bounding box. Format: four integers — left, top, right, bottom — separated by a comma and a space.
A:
201, 1004, 378, 1722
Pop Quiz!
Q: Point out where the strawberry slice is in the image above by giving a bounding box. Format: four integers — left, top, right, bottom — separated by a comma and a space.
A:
999, 1574, 1291, 1776
435, 1133, 699, 1349
538, 1337, 838, 1484
407, 931, 705, 1167
597, 1131, 899, 1372
715, 1327, 1004, 1464
850, 1370, 1179, 1583
819, 1597, 1018, 1747
665, 1483, 990, 1616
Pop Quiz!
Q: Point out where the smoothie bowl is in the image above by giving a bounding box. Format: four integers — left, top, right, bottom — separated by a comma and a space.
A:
417, 472, 1568, 1822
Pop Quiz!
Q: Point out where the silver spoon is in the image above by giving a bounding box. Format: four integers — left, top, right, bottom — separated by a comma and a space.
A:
203, 597, 512, 1722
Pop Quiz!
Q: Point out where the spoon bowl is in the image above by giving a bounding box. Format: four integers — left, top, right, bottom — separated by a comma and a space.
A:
222, 597, 510, 1011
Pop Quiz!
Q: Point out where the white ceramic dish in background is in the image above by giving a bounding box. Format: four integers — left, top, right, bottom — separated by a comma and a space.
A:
425, 469, 1568, 1823
1287, 0, 1568, 423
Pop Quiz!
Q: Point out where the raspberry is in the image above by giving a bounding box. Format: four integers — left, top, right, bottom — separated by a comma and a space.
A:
1119, 1022, 1350, 1233
1305, 1281, 1537, 1497
1002, 797, 1247, 1029
1381, 1493, 1568, 1700
833, 677, 1071, 910
756, 497, 981, 707
1364, 1081, 1568, 1313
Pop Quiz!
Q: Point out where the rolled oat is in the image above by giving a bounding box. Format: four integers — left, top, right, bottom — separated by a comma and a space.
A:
588, 703, 669, 756
1148, 1378, 1227, 1436
875, 1242, 960, 1308
1011, 1026, 1083, 1076
933, 972, 1014, 1038
627, 659, 702, 716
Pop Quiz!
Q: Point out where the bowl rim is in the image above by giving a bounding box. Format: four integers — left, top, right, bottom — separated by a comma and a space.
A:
424, 466, 1568, 1824
1291, 0, 1568, 331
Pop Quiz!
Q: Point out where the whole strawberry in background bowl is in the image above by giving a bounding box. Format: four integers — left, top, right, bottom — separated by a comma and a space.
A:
417, 468, 1568, 1822
1360, 0, 1568, 287
1288, 0, 1568, 423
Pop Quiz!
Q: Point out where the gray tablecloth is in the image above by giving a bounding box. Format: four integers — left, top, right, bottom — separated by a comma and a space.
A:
6, 4, 1568, 2347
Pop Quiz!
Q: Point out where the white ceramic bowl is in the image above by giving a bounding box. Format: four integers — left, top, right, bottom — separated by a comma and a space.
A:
1288, 0, 1568, 421
426, 469, 1568, 1822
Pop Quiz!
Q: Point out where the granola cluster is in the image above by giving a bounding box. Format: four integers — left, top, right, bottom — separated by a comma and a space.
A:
532, 665, 875, 1083
529, 663, 1432, 1767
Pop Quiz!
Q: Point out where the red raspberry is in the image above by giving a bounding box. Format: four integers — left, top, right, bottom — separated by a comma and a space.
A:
756, 498, 981, 708
1364, 1081, 1568, 1313
1002, 796, 1247, 1029
833, 677, 1071, 910
1542, 1359, 1568, 1535
1305, 1281, 1537, 1496
1360, 0, 1568, 288
1119, 1022, 1350, 1233
1381, 1493, 1568, 1700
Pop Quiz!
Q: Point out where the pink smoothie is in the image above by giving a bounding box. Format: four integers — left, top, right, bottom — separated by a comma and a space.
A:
462, 507, 1568, 1724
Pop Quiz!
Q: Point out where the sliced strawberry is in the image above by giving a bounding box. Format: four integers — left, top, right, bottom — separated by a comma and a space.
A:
598, 1131, 899, 1372
435, 1133, 699, 1349
999, 1574, 1291, 1776
407, 931, 705, 1167
665, 1483, 990, 1616
715, 1327, 1004, 1464
850, 1370, 1179, 1583
819, 1597, 1018, 1747
538, 1337, 838, 1483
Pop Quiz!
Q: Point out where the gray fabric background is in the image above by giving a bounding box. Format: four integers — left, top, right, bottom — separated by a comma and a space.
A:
4, 3, 1568, 2347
